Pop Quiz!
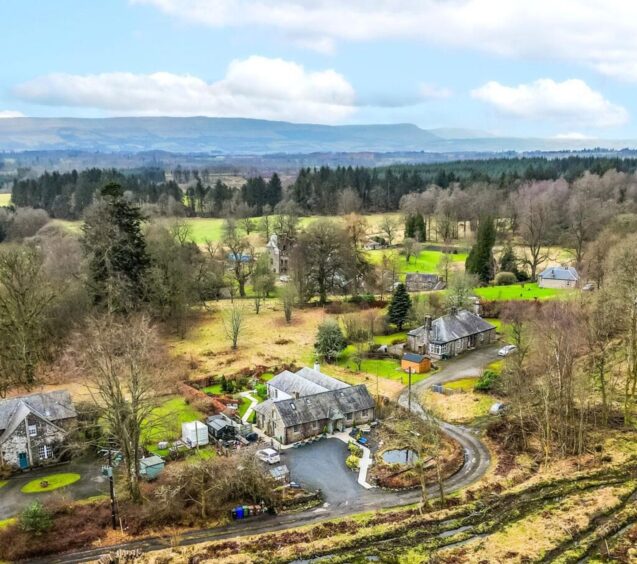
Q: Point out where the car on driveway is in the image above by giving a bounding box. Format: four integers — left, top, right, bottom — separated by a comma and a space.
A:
498, 344, 517, 357
256, 448, 281, 464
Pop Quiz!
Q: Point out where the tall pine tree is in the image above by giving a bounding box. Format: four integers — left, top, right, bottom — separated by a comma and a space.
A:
82, 183, 150, 313
465, 216, 496, 284
388, 283, 412, 330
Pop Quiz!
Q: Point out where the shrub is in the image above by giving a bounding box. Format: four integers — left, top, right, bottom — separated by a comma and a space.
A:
255, 383, 268, 400
348, 442, 363, 456
475, 369, 499, 392
19, 501, 52, 535
494, 271, 518, 286
345, 455, 360, 470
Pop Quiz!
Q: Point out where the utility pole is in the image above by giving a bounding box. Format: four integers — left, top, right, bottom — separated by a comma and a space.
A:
408, 367, 412, 413
104, 450, 117, 530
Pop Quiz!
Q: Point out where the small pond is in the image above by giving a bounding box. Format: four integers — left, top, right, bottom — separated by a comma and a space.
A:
382, 449, 419, 465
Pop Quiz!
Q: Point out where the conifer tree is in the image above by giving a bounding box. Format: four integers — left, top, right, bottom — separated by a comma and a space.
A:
466, 217, 496, 284
388, 282, 412, 330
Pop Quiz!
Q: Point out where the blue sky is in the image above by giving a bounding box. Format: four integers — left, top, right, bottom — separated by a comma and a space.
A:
2, 0, 637, 139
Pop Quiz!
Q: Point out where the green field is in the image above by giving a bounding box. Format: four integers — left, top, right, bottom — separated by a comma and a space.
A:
473, 283, 566, 301
21, 473, 81, 493
373, 332, 408, 345
366, 248, 467, 278
0, 193, 10, 206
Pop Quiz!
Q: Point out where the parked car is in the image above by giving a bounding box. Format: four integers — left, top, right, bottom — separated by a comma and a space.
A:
582, 282, 596, 291
498, 344, 517, 357
256, 448, 281, 464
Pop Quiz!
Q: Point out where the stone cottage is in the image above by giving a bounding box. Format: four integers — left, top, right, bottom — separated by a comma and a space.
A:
0, 390, 77, 471
407, 309, 496, 360
255, 366, 375, 444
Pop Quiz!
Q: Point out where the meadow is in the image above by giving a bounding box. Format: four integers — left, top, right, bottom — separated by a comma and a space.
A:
0, 193, 10, 206
366, 248, 467, 278
473, 282, 567, 301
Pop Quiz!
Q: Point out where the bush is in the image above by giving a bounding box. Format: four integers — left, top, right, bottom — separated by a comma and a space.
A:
345, 455, 360, 470
255, 383, 268, 400
348, 442, 363, 456
19, 501, 52, 535
475, 369, 499, 392
494, 271, 518, 286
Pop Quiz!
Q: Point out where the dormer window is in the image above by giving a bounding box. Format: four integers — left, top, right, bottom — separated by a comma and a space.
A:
28, 425, 37, 437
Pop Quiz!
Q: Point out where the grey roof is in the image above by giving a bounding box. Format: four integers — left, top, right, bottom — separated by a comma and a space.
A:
294, 367, 349, 391
268, 367, 349, 399
254, 399, 274, 417
409, 309, 495, 345
0, 390, 76, 431
268, 370, 328, 397
538, 266, 579, 281
140, 455, 164, 468
403, 352, 427, 363
263, 385, 375, 427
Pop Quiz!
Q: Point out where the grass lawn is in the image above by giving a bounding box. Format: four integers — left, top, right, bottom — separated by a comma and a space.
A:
202, 383, 223, 395
21, 473, 81, 493
261, 372, 275, 381
373, 332, 407, 345
366, 248, 467, 279
0, 517, 16, 529
0, 480, 7, 489
0, 193, 11, 206
473, 283, 566, 301
445, 377, 478, 391
237, 396, 252, 418
143, 396, 205, 454
336, 346, 430, 385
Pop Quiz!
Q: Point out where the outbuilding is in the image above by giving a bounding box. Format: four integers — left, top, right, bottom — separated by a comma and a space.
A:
181, 421, 209, 448
401, 352, 431, 374
139, 455, 165, 480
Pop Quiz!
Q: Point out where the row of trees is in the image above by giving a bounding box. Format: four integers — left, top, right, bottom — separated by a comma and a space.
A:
12, 157, 637, 221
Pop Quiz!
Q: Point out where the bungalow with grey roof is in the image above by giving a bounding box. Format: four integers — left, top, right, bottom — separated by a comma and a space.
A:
538, 266, 579, 289
407, 309, 496, 360
0, 390, 77, 471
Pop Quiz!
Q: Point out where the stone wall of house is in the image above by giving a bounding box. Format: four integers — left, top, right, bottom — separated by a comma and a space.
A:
0, 413, 69, 469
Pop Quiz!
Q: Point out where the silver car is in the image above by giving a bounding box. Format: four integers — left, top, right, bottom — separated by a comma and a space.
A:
498, 344, 517, 357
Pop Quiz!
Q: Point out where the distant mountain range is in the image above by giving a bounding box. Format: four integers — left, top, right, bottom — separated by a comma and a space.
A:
0, 117, 635, 155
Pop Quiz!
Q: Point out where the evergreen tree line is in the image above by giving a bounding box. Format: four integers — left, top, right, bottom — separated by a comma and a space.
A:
11, 156, 637, 220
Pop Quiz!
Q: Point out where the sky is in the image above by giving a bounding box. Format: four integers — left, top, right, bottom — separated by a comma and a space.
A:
2, 0, 637, 139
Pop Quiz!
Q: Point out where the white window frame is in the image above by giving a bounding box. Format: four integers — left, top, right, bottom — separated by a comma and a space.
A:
28, 424, 37, 437
38, 444, 52, 459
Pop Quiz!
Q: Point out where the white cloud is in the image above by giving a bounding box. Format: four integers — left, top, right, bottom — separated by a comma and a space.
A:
14, 56, 356, 124
471, 79, 628, 128
0, 110, 25, 118
132, 0, 637, 80
419, 83, 452, 100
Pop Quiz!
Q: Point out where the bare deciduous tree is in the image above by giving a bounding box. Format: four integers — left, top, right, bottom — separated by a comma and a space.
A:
224, 303, 244, 350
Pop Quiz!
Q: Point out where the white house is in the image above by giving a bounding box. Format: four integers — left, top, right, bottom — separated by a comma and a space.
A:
538, 266, 579, 289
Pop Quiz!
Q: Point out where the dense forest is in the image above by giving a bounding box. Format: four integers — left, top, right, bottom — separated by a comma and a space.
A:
10, 156, 637, 219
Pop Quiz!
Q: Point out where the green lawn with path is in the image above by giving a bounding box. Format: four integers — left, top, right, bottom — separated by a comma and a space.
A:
21, 473, 81, 493
473, 283, 566, 301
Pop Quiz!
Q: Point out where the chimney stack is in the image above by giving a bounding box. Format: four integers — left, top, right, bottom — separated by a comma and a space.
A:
424, 315, 432, 331
313, 362, 321, 373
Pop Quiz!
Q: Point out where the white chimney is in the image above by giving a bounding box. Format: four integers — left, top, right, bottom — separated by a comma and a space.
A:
313, 362, 321, 373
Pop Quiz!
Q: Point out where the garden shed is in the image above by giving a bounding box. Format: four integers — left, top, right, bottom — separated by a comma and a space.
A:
139, 455, 165, 480
401, 352, 431, 374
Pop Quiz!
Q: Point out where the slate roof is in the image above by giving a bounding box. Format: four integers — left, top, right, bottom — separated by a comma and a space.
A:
402, 352, 427, 363
268, 367, 349, 399
538, 266, 579, 281
408, 309, 495, 345
256, 385, 374, 427
0, 390, 76, 431
0, 390, 76, 444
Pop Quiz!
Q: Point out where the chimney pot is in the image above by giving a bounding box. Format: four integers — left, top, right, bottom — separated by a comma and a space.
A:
313, 362, 321, 372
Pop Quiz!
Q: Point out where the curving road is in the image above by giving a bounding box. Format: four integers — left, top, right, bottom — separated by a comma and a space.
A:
46, 346, 499, 564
